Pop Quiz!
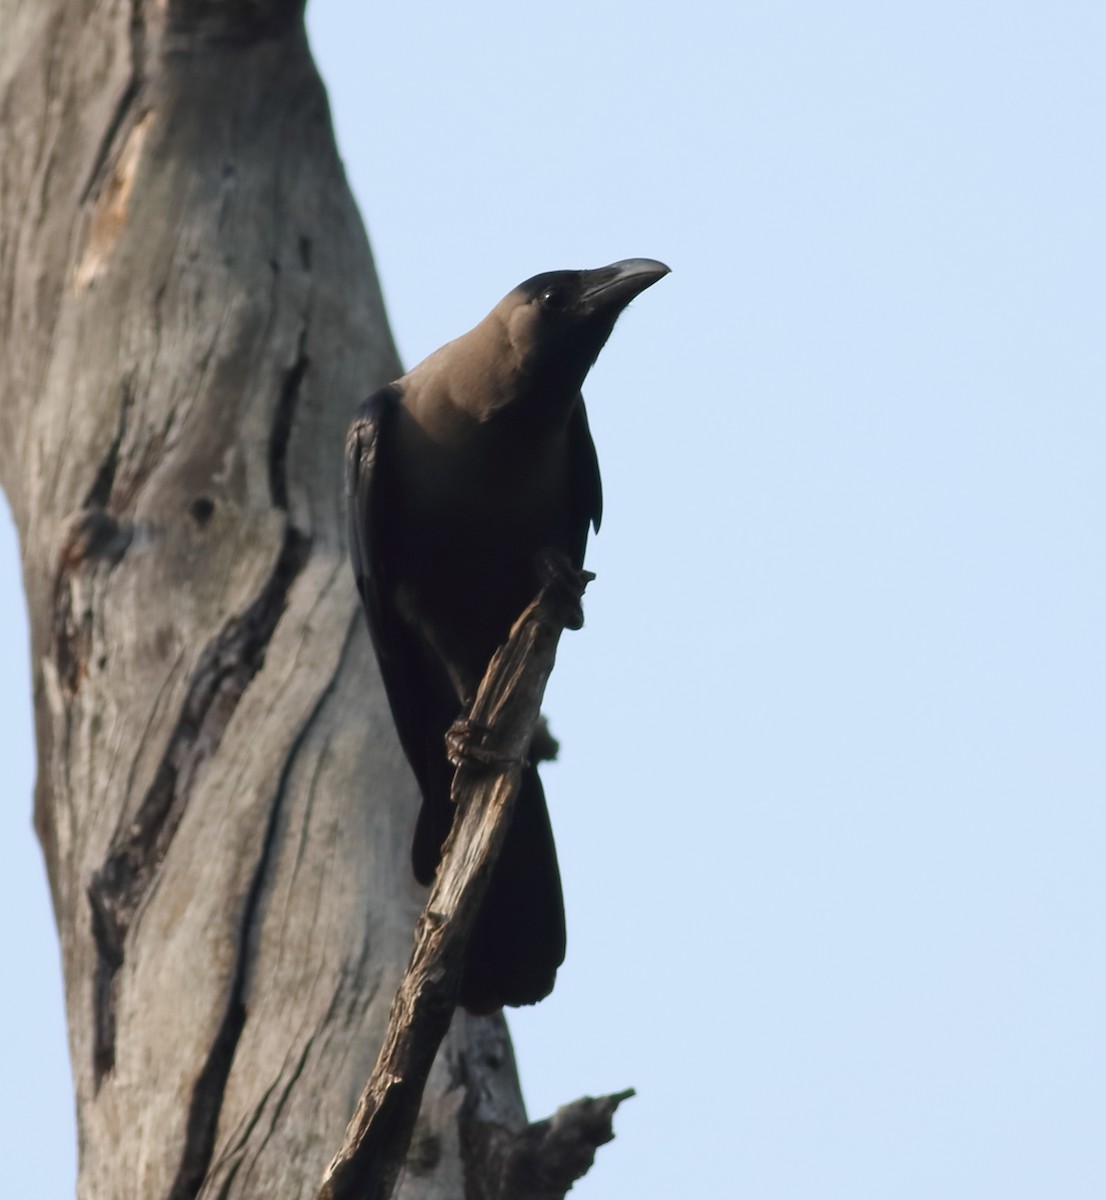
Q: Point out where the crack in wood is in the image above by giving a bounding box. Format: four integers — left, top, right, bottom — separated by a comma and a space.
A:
84, 379, 134, 508
87, 523, 310, 1087
236, 1027, 318, 1178
84, 302, 315, 1087
78, 79, 141, 208
167, 617, 341, 1200
51, 380, 138, 696
269, 326, 309, 511
78, 0, 147, 207
208, 972, 350, 1200
50, 512, 133, 695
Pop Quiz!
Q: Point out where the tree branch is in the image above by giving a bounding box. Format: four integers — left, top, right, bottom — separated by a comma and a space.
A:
317, 565, 593, 1200
468, 1089, 636, 1200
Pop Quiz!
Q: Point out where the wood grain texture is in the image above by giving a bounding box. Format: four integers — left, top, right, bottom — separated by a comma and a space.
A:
0, 4, 537, 1198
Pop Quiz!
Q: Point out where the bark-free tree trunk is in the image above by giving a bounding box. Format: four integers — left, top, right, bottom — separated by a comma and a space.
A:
0, 4, 624, 1198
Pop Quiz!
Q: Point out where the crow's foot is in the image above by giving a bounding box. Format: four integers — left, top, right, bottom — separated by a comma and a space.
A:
535, 548, 594, 630
446, 715, 525, 771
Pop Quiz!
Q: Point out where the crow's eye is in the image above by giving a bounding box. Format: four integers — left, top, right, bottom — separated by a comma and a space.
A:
538, 285, 568, 312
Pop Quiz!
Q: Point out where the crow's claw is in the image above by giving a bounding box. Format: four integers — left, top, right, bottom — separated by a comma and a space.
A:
535, 548, 593, 630
446, 715, 524, 771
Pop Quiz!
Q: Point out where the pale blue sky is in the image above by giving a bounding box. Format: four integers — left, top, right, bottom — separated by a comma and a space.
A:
4, 3, 1105, 1195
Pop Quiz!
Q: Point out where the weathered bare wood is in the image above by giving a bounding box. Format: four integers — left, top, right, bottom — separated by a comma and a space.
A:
1, 4, 632, 1198
0, 4, 531, 1199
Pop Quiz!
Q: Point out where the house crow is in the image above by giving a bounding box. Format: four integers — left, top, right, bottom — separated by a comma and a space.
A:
346, 258, 669, 1012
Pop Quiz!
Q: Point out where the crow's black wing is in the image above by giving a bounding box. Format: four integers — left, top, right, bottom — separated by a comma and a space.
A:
346, 386, 459, 881
566, 396, 603, 566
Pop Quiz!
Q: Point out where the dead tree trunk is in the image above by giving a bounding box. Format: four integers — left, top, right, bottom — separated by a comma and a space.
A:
0, 3, 624, 1198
